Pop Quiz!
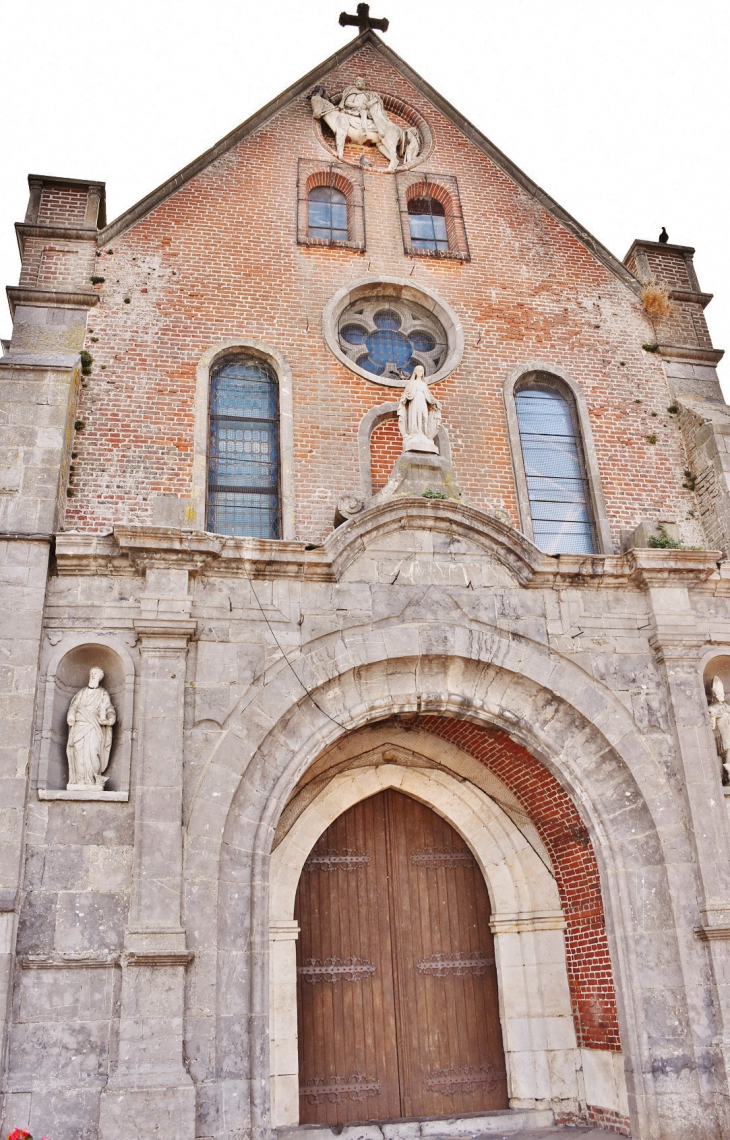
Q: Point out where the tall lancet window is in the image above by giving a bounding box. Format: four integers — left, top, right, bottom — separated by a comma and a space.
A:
207, 356, 280, 539
515, 380, 596, 554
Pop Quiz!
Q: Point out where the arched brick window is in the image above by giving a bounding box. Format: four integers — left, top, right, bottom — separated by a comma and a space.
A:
396, 174, 470, 260
514, 377, 596, 554
407, 195, 449, 252
207, 356, 280, 539
308, 185, 348, 242
297, 161, 365, 250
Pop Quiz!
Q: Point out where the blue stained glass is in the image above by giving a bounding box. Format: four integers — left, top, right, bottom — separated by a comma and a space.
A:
340, 324, 368, 345
207, 357, 280, 539
373, 310, 401, 331
338, 297, 445, 378
358, 354, 385, 376
364, 329, 413, 373
409, 330, 435, 352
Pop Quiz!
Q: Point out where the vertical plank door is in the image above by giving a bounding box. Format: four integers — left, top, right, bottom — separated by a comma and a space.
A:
295, 791, 401, 1123
385, 790, 508, 1116
295, 789, 508, 1123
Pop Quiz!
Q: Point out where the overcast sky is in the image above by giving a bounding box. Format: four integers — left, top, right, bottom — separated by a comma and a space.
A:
2, 0, 728, 386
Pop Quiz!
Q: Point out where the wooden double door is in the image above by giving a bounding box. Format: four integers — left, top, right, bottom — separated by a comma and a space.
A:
295, 789, 508, 1123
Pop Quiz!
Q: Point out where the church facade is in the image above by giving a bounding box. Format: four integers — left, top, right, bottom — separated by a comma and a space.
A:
2, 25, 730, 1140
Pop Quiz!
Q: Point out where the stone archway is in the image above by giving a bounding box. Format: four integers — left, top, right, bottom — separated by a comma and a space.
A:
185, 641, 718, 1140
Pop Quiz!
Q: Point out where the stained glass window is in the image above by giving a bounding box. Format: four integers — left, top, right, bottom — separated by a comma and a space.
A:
408, 196, 449, 252
515, 383, 595, 555
308, 185, 348, 243
337, 295, 447, 379
207, 357, 280, 539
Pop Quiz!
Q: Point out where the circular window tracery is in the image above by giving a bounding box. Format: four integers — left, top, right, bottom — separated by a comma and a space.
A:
323, 276, 464, 389
337, 294, 447, 381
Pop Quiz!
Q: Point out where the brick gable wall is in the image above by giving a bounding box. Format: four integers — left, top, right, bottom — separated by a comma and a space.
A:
62, 43, 700, 545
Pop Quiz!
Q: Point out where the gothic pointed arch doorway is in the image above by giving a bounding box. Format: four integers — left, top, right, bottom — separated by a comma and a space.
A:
294, 788, 508, 1124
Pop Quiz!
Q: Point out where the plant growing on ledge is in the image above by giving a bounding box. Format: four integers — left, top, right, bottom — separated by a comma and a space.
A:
647, 526, 681, 549
646, 525, 701, 550
422, 489, 448, 500
79, 351, 93, 375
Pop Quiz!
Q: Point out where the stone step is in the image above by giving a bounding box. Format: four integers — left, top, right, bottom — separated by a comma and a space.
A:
277, 1109, 555, 1140
277, 1123, 615, 1140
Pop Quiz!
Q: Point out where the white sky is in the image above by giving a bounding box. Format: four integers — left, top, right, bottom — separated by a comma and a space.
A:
2, 0, 728, 386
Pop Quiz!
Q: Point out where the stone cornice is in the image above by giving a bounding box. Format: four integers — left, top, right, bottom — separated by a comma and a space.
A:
55, 527, 337, 580
657, 343, 724, 364
624, 239, 696, 257
15, 221, 98, 254
53, 509, 722, 591
133, 617, 197, 647
669, 288, 714, 309
6, 285, 100, 318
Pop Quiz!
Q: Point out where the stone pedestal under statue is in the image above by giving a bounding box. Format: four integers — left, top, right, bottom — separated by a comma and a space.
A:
335, 450, 463, 526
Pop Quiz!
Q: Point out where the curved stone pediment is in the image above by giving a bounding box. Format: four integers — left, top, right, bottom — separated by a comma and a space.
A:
324, 496, 556, 585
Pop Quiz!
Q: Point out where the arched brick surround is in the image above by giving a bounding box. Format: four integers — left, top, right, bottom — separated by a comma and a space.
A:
422, 715, 621, 1052
370, 416, 402, 490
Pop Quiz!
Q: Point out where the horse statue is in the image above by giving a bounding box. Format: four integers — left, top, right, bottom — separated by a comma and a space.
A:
310, 83, 421, 173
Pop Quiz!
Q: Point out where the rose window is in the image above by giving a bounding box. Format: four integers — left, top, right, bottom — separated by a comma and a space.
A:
337, 295, 447, 380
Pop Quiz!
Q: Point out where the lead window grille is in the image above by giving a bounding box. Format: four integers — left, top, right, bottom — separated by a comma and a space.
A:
308, 185, 348, 243
408, 196, 449, 252
515, 382, 596, 555
207, 357, 280, 539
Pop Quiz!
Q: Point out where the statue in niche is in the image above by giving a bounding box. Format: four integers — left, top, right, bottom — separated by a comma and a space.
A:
310, 78, 421, 173
707, 675, 730, 784
66, 667, 116, 790
397, 365, 442, 454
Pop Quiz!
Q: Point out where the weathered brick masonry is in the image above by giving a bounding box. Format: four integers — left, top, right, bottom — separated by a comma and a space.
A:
425, 717, 621, 1052
63, 42, 699, 542
4, 26, 730, 1140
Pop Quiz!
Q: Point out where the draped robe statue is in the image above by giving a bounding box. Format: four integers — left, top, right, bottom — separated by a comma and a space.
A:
397, 365, 442, 454
66, 667, 116, 789
707, 674, 730, 784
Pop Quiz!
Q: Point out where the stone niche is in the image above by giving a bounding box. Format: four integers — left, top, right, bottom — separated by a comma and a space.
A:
36, 637, 135, 800
703, 652, 730, 697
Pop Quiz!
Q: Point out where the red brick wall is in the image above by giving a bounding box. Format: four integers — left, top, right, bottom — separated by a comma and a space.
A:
424, 715, 622, 1052
371, 416, 402, 490
645, 248, 691, 289
38, 185, 88, 226
60, 42, 696, 540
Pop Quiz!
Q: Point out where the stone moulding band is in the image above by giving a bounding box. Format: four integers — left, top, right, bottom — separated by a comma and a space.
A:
20, 954, 120, 969
51, 509, 724, 591
38, 789, 129, 801
123, 950, 195, 967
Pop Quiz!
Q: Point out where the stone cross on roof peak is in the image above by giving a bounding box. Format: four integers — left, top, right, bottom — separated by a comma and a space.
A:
339, 3, 389, 35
